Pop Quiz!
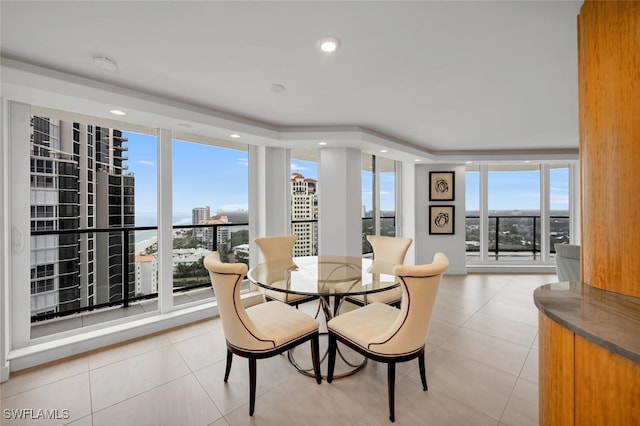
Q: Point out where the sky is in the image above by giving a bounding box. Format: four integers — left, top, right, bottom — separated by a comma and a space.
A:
466, 169, 569, 211
125, 131, 569, 226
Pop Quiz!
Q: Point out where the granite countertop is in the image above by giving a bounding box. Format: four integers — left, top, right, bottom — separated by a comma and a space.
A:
534, 282, 640, 364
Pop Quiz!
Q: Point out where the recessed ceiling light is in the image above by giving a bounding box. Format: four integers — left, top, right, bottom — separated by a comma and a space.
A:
109, 109, 126, 116
229, 134, 240, 139
318, 141, 328, 146
414, 159, 421, 162
380, 149, 388, 153
318, 37, 340, 54
93, 56, 118, 72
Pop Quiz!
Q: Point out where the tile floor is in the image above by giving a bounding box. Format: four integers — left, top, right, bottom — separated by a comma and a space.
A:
0, 273, 555, 425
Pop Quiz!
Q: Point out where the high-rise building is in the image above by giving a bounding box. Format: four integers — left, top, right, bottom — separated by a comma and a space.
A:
290, 173, 318, 256
192, 207, 210, 227
192, 206, 210, 241
30, 116, 135, 317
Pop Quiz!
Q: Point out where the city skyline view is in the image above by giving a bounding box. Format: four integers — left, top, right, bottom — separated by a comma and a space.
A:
125, 131, 402, 226
125, 131, 570, 227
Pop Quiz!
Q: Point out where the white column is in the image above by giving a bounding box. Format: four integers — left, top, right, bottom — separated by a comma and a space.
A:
157, 128, 173, 313
318, 147, 361, 257
399, 160, 415, 264
7, 101, 31, 355
569, 161, 580, 245
541, 164, 551, 263
248, 146, 290, 265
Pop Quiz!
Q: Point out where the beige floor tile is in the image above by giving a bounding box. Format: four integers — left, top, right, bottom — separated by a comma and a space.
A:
500, 377, 538, 426
208, 417, 230, 426
0, 373, 91, 425
90, 345, 190, 412
172, 328, 229, 372
1, 273, 546, 425
195, 354, 299, 415
441, 327, 530, 376
223, 373, 367, 426
164, 317, 222, 344
93, 375, 222, 426
65, 415, 93, 426
87, 333, 173, 370
0, 355, 88, 398
356, 379, 500, 426
519, 348, 539, 383
323, 358, 417, 409
462, 312, 538, 348
477, 299, 538, 327
425, 347, 518, 420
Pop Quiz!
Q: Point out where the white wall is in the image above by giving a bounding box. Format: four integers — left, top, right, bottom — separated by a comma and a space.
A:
414, 163, 467, 274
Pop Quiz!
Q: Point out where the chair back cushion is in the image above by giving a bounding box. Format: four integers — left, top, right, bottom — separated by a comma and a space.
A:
367, 252, 448, 355
204, 252, 276, 351
366, 235, 413, 275
255, 235, 298, 264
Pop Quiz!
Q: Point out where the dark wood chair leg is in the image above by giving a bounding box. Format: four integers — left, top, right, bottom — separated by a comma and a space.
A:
388, 362, 396, 422
311, 333, 322, 384
327, 332, 337, 383
249, 357, 257, 416
333, 296, 342, 316
224, 349, 233, 382
418, 351, 428, 391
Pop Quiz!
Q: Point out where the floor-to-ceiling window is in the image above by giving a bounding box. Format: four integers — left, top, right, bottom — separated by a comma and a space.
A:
465, 162, 574, 265
171, 136, 248, 307
28, 108, 159, 339
19, 106, 251, 342
362, 154, 397, 254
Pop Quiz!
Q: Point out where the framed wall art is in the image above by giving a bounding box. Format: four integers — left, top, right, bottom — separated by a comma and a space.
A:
429, 205, 455, 235
429, 171, 455, 201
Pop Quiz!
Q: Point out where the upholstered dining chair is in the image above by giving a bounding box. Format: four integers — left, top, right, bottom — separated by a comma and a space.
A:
343, 235, 413, 308
254, 234, 318, 307
204, 252, 321, 416
326, 252, 449, 422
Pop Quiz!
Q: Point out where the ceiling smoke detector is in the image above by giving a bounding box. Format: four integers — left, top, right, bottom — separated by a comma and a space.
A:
93, 56, 118, 72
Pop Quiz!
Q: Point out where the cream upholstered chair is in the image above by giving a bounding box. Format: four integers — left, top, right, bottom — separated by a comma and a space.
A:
254, 234, 318, 307
344, 235, 413, 308
327, 253, 449, 422
204, 252, 321, 416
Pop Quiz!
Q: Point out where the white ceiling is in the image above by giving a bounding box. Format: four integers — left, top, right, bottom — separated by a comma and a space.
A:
1, 0, 582, 161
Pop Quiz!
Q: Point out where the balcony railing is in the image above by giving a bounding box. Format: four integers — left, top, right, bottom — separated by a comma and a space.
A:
30, 222, 249, 324
29, 213, 561, 329
465, 214, 570, 261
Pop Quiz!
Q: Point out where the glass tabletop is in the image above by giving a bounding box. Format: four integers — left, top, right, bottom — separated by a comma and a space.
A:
247, 255, 399, 297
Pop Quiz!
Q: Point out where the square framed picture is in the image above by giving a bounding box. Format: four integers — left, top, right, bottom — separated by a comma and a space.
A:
429, 171, 455, 201
429, 205, 455, 235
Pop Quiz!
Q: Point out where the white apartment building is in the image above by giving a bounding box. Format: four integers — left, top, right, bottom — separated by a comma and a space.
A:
291, 173, 318, 256
134, 255, 157, 296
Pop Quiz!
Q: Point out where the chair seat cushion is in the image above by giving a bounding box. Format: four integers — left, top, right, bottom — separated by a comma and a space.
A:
327, 302, 399, 350
246, 301, 319, 348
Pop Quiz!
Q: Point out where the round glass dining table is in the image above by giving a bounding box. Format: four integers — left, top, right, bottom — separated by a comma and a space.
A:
247, 255, 400, 377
